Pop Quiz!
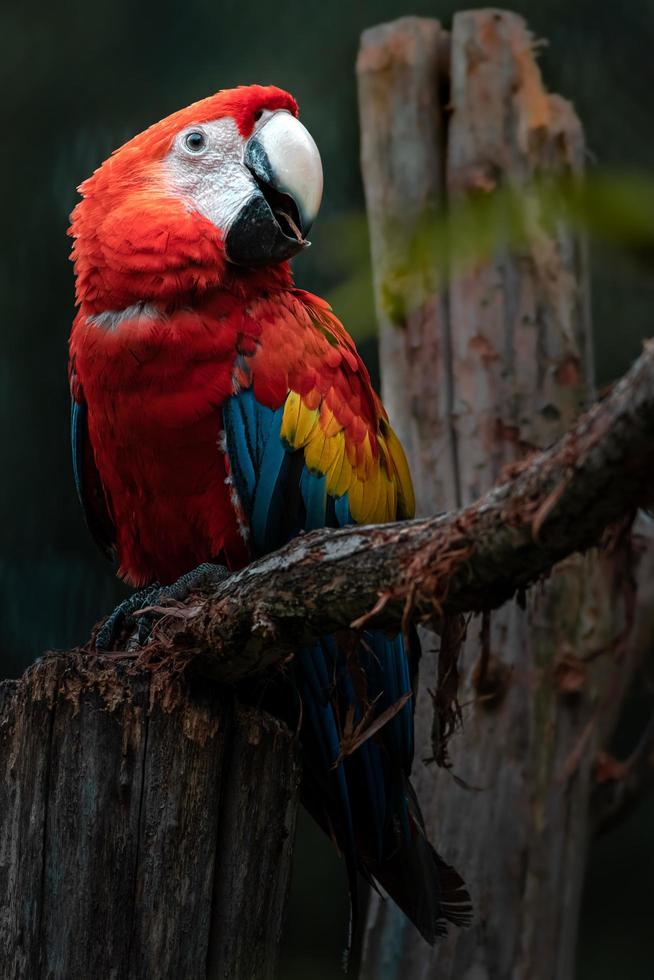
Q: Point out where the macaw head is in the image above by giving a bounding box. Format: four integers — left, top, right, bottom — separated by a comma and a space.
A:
70, 85, 323, 312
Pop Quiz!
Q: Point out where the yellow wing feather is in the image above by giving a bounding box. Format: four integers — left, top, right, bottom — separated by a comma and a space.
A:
381, 420, 415, 519
329, 447, 354, 498
282, 394, 320, 448
281, 390, 303, 445
281, 389, 415, 525
317, 430, 343, 476
304, 426, 328, 473
348, 477, 365, 521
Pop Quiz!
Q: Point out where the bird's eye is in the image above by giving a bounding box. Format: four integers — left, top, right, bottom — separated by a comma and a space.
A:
254, 110, 263, 121
184, 131, 207, 153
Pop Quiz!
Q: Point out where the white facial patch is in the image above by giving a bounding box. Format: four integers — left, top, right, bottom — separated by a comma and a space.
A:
163, 117, 256, 234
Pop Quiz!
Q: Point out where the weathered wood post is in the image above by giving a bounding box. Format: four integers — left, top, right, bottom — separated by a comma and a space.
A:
358, 10, 650, 978
0, 653, 299, 980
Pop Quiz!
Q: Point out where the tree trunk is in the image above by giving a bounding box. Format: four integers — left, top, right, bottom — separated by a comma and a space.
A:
357, 10, 646, 979
0, 654, 299, 980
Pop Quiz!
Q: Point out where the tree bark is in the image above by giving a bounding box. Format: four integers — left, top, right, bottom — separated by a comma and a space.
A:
357, 10, 650, 980
355, 15, 457, 510
0, 655, 299, 980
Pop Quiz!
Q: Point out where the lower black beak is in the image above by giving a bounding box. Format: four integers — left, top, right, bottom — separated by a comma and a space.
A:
226, 118, 320, 268
248, 169, 306, 244
225, 192, 307, 268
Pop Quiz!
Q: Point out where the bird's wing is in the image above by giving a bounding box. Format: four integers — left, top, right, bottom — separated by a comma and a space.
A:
221, 290, 441, 931
70, 367, 116, 561
224, 286, 414, 547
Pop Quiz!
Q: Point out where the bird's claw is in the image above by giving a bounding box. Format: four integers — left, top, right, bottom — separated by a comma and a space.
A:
95, 562, 230, 651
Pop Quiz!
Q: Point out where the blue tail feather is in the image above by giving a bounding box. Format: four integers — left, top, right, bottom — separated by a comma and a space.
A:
296, 644, 354, 843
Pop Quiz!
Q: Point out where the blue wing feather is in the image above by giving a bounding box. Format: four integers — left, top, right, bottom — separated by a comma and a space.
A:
300, 470, 328, 531
222, 389, 261, 513
223, 387, 417, 912
251, 410, 293, 552
71, 398, 84, 501
71, 393, 115, 561
334, 493, 351, 527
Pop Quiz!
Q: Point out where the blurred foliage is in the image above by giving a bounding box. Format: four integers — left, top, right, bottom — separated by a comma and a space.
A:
315, 173, 654, 344
3, 1, 654, 977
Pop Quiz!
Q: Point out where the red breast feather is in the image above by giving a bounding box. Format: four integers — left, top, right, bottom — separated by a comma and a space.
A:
69, 295, 258, 584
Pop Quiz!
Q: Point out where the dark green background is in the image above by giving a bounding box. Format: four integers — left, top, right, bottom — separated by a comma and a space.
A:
3, 2, 653, 976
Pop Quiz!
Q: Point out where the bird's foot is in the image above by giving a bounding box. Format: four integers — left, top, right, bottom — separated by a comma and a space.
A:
95, 562, 230, 651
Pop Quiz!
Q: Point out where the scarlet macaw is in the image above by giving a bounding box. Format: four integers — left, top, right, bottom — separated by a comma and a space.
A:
68, 85, 470, 943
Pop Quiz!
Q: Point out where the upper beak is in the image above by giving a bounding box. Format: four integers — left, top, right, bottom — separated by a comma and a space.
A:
245, 110, 323, 242
225, 111, 323, 267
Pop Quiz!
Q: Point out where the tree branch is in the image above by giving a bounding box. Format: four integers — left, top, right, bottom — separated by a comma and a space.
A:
125, 341, 654, 684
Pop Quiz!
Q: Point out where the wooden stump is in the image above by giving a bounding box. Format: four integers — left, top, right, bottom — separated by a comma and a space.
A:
0, 654, 299, 980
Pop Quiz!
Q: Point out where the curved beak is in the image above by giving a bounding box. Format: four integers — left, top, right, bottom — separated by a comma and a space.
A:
225, 111, 323, 267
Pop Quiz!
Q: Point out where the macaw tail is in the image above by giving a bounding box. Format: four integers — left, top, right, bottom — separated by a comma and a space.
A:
368, 778, 473, 943
298, 746, 472, 949
287, 632, 472, 948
